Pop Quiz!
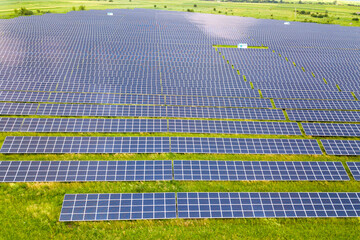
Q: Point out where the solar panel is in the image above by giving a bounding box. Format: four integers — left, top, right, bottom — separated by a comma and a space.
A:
173, 161, 348, 181
167, 106, 285, 120
19, 118, 168, 133
321, 140, 360, 155
287, 110, 360, 122
346, 162, 360, 181
261, 90, 354, 100
0, 102, 38, 115
274, 99, 360, 110
167, 96, 271, 108
0, 136, 170, 154
0, 161, 172, 182
170, 137, 322, 155
302, 123, 360, 137
59, 192, 177, 221
36, 104, 167, 117
0, 118, 24, 131
177, 192, 360, 219
168, 120, 301, 135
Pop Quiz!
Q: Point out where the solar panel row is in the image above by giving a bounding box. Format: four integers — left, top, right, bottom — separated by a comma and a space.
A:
0, 136, 322, 155
0, 160, 349, 182
59, 192, 360, 221
173, 160, 349, 181
59, 193, 177, 221
0, 118, 302, 135
0, 103, 285, 120
0, 160, 173, 182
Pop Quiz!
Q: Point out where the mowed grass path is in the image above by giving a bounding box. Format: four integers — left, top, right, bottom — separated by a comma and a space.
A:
1, 0, 360, 27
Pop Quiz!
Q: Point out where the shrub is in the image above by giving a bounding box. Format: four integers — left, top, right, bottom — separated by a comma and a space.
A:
187, 9, 194, 12
72, 6, 76, 11
36, 9, 41, 13
79, 5, 86, 11
213, 8, 216, 11
164, 5, 167, 8
14, 7, 34, 16
154, 5, 156, 8
194, 4, 197, 7
109, 0, 113, 2
353, 18, 359, 21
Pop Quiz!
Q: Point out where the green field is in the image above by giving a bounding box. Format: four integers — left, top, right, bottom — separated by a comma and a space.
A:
1, 120, 360, 239
1, 0, 360, 26
1, 0, 360, 239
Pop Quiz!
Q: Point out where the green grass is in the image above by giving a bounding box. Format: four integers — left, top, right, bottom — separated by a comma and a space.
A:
1, 0, 360, 27
1, 0, 360, 239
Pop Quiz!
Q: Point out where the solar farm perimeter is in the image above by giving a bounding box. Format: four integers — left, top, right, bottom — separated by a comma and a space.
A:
0, 9, 360, 239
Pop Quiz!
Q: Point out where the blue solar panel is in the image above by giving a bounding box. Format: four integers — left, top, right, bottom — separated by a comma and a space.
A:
287, 110, 360, 122
36, 104, 167, 117
168, 120, 301, 135
346, 162, 360, 181
302, 123, 360, 137
177, 192, 360, 219
0, 161, 172, 182
173, 161, 349, 181
167, 96, 271, 108
321, 140, 360, 155
19, 118, 168, 133
0, 102, 38, 115
0, 136, 170, 153
274, 99, 360, 110
59, 193, 177, 221
261, 90, 354, 100
0, 118, 24, 131
167, 107, 285, 120
170, 137, 322, 155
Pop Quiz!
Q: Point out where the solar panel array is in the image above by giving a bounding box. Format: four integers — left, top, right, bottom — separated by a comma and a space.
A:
59, 193, 177, 221
321, 140, 360, 156
177, 192, 360, 219
0, 136, 170, 154
0, 137, 322, 154
173, 161, 349, 181
302, 123, 360, 137
171, 138, 322, 155
0, 161, 173, 182
0, 160, 349, 182
347, 162, 360, 181
1, 8, 360, 223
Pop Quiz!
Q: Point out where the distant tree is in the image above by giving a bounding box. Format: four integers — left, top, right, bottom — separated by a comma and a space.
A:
353, 18, 359, 21
154, 5, 156, 8
213, 8, 216, 11
194, 4, 197, 7
78, 5, 86, 11
109, 0, 113, 2
164, 5, 167, 8
72, 6, 76, 11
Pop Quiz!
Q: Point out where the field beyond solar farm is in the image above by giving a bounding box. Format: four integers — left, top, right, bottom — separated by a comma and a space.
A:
1, 6, 360, 240
1, 0, 360, 26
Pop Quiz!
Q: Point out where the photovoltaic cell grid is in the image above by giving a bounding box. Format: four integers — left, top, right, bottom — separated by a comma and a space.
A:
20, 118, 168, 133
0, 161, 172, 182
287, 110, 360, 122
168, 120, 301, 135
59, 193, 177, 221
173, 161, 349, 181
274, 99, 360, 110
0, 136, 170, 154
177, 192, 360, 219
302, 123, 360, 137
171, 138, 322, 155
0, 137, 323, 154
321, 140, 360, 155
346, 162, 360, 181
0, 118, 301, 135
